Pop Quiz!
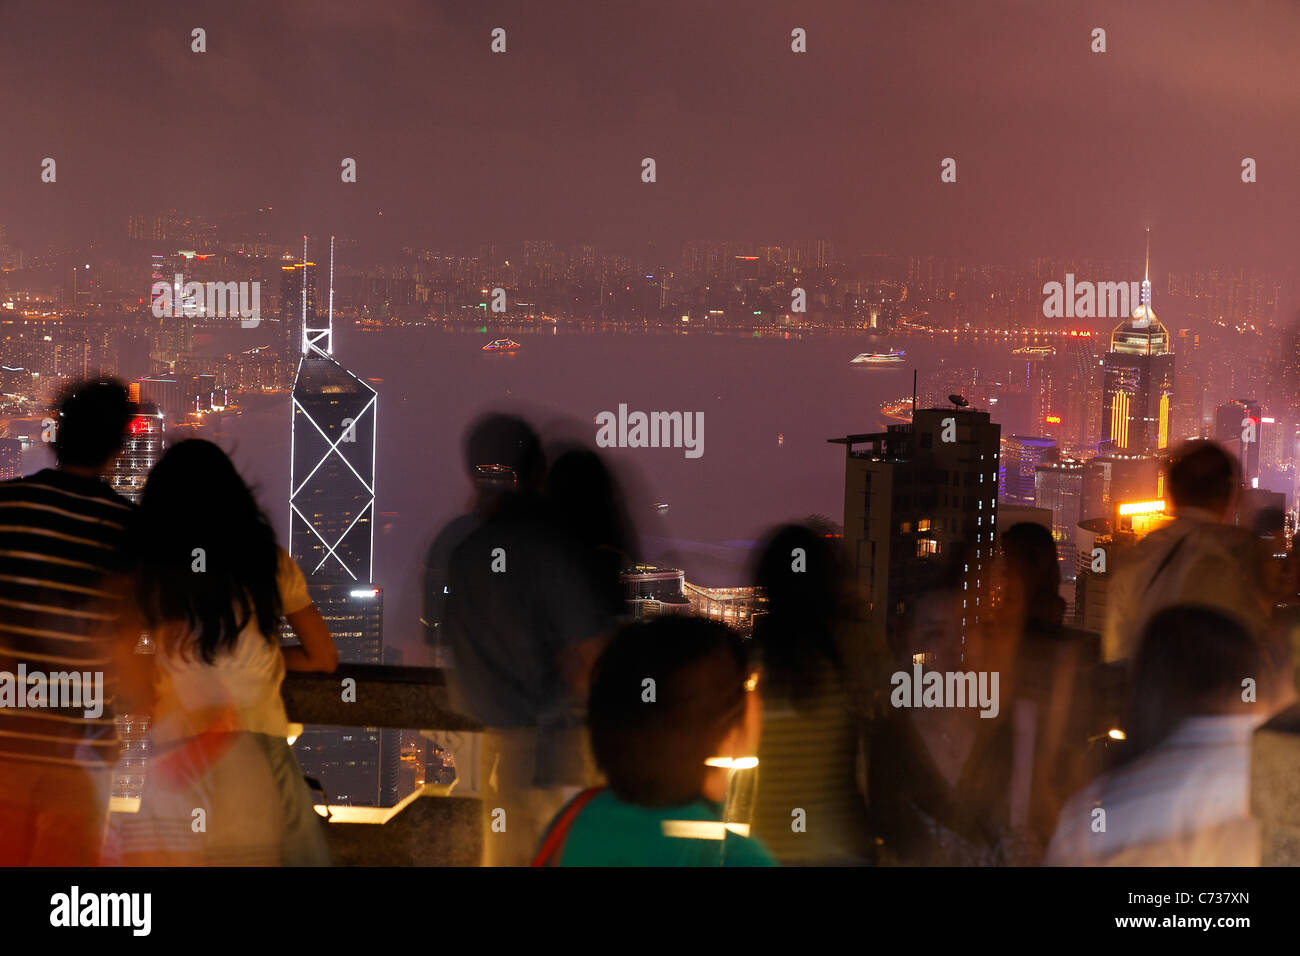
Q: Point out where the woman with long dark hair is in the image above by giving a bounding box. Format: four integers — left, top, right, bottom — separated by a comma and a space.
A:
748, 524, 871, 864
110, 439, 337, 865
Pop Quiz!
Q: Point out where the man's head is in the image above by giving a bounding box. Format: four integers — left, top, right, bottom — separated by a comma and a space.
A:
462, 413, 544, 501
53, 379, 131, 474
1128, 604, 1274, 757
1166, 440, 1240, 519
588, 616, 754, 807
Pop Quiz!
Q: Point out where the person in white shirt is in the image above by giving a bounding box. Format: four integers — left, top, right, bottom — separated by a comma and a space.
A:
108, 439, 338, 866
1047, 604, 1286, 866
1104, 441, 1269, 665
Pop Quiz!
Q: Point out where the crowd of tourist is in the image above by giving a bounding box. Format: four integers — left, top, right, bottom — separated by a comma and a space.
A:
1, 378, 1293, 867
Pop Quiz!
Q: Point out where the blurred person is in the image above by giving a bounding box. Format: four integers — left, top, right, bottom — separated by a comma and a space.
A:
441, 418, 615, 865
1046, 605, 1280, 866
109, 440, 336, 866
532, 616, 774, 866
539, 447, 639, 786
977, 522, 1107, 861
867, 574, 1019, 865
543, 446, 639, 622
0, 379, 133, 866
421, 413, 546, 667
1103, 440, 1269, 664
747, 525, 870, 864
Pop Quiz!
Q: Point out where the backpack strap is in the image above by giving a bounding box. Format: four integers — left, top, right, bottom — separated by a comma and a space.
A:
1147, 533, 1189, 590
530, 787, 604, 867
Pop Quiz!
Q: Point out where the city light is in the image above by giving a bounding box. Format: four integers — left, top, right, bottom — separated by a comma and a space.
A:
1117, 500, 1166, 516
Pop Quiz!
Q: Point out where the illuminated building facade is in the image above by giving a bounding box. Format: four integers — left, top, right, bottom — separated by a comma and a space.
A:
831, 407, 1001, 654
109, 401, 164, 504
1101, 233, 1175, 456
1000, 436, 1058, 505
1072, 500, 1174, 636
288, 238, 386, 806
1173, 329, 1204, 440
107, 400, 164, 799
1034, 458, 1085, 579
620, 565, 692, 619
1215, 398, 1262, 488
1080, 454, 1162, 522
0, 438, 20, 480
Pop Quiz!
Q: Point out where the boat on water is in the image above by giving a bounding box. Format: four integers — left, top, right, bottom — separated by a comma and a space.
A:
851, 349, 905, 366
481, 338, 521, 352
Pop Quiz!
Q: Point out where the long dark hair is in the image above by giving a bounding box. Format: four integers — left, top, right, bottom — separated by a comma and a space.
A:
751, 524, 845, 708
128, 439, 283, 663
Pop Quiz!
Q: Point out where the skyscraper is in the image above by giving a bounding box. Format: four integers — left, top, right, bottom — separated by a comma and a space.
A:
279, 256, 318, 364
1173, 328, 1203, 440
1215, 398, 1262, 488
1101, 232, 1175, 456
1000, 436, 1058, 505
1033, 458, 1085, 579
108, 399, 164, 800
1059, 332, 1104, 455
109, 401, 164, 504
288, 237, 385, 806
831, 406, 1001, 654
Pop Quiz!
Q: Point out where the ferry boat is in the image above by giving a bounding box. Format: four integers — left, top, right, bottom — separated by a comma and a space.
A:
850, 349, 905, 366
481, 338, 521, 352
1012, 345, 1056, 357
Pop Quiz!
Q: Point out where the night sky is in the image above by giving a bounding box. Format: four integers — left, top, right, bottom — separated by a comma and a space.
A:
1, 0, 1297, 270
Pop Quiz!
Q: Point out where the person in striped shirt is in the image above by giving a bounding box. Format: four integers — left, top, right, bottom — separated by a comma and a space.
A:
0, 379, 133, 865
748, 525, 872, 865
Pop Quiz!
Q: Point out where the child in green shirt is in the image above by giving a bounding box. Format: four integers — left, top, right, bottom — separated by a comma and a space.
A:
534, 616, 775, 867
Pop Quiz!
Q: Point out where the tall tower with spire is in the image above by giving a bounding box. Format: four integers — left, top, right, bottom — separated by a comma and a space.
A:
289, 237, 378, 594
288, 236, 386, 806
1101, 229, 1176, 455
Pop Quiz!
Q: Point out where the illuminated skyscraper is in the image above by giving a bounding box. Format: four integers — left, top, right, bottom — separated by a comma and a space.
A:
1034, 458, 1085, 579
1173, 329, 1204, 440
1215, 398, 1263, 489
279, 256, 318, 363
1101, 231, 1175, 456
108, 399, 165, 800
109, 401, 164, 504
288, 237, 385, 806
1060, 332, 1104, 455
831, 406, 1001, 654
1000, 435, 1058, 505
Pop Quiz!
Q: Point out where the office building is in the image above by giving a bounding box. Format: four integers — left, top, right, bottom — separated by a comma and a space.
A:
1101, 233, 1175, 456
1215, 399, 1262, 488
1000, 436, 1058, 505
109, 402, 164, 504
830, 406, 1001, 655
1034, 458, 1085, 579
288, 238, 385, 806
